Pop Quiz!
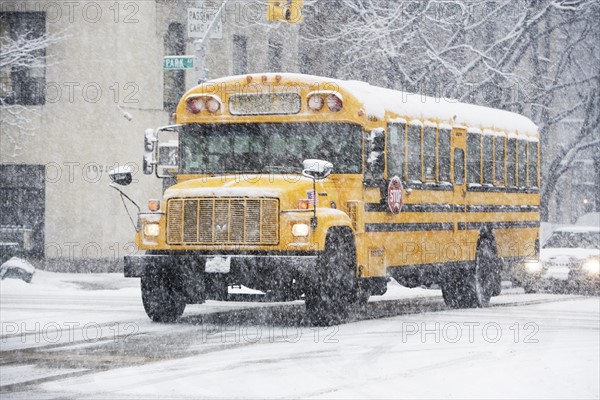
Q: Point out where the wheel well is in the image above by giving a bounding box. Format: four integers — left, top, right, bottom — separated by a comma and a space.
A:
325, 226, 357, 271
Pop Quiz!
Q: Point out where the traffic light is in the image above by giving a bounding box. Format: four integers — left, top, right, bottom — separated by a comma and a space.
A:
267, 0, 303, 23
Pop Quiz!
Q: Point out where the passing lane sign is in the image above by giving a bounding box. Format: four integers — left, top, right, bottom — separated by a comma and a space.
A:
164, 56, 195, 70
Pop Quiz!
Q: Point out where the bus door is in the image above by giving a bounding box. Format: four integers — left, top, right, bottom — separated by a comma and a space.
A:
451, 127, 467, 211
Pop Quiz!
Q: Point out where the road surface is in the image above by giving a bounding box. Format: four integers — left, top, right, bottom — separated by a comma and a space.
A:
1, 271, 598, 399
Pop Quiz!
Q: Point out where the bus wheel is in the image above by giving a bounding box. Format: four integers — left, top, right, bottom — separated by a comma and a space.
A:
305, 229, 355, 326
141, 266, 186, 322
466, 236, 498, 307
442, 236, 498, 308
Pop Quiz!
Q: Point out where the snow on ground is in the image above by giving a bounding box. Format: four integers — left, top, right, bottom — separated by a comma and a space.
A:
1, 271, 598, 399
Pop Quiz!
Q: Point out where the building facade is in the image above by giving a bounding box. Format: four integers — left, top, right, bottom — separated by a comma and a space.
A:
0, 0, 299, 270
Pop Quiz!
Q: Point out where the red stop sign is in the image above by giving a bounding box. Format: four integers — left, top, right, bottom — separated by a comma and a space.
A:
387, 176, 403, 214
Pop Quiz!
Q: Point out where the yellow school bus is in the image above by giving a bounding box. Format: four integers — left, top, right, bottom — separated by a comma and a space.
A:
113, 73, 540, 325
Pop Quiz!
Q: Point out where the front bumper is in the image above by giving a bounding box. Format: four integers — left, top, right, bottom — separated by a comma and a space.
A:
124, 252, 319, 278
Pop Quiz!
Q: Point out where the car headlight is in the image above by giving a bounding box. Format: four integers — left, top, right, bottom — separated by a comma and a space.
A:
582, 257, 600, 276
524, 260, 543, 274
143, 223, 160, 237
292, 223, 310, 237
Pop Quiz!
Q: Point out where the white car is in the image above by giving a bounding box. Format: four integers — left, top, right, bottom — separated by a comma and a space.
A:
519, 226, 599, 294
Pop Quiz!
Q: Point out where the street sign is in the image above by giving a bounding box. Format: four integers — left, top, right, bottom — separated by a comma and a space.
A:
188, 3, 223, 39
164, 56, 195, 70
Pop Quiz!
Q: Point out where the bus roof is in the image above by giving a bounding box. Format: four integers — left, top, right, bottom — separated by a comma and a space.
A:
205, 73, 539, 137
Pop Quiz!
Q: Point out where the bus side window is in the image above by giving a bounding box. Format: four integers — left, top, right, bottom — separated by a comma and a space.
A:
528, 140, 539, 188
407, 123, 422, 182
482, 135, 493, 185
507, 137, 517, 187
467, 132, 481, 184
517, 138, 527, 188
438, 128, 451, 183
387, 122, 406, 179
423, 125, 436, 181
364, 128, 385, 183
454, 148, 465, 185
494, 135, 505, 186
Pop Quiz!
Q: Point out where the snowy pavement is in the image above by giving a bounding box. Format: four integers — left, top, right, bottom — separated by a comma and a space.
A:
1, 271, 598, 399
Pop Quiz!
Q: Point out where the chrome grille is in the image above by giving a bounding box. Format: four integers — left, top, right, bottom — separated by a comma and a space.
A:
167, 198, 279, 245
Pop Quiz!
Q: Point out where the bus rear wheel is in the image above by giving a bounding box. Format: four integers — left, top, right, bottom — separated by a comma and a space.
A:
141, 266, 186, 322
305, 229, 356, 326
442, 236, 499, 308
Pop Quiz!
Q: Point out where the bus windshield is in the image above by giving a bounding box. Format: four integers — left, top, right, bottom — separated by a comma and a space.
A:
180, 122, 362, 174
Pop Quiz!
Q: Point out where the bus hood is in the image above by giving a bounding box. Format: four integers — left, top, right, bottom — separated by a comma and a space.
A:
163, 175, 327, 209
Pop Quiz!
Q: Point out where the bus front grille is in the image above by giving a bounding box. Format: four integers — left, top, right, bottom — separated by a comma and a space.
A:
166, 198, 279, 245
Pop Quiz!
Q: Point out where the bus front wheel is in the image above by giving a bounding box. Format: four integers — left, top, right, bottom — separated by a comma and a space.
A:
141, 266, 186, 322
305, 228, 356, 326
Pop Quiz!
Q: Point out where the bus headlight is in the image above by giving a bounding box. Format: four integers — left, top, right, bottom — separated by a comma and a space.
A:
524, 260, 543, 274
582, 257, 600, 276
144, 223, 160, 237
292, 223, 310, 237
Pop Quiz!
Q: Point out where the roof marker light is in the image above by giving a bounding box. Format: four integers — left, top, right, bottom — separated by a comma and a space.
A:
327, 94, 343, 112
186, 98, 204, 114
308, 94, 324, 111
205, 97, 221, 113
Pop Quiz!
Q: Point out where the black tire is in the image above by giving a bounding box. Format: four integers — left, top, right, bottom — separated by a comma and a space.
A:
305, 229, 356, 326
442, 235, 499, 308
141, 266, 186, 322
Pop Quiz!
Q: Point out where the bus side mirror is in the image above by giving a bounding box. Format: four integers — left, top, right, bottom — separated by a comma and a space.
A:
302, 159, 333, 180
109, 166, 133, 186
143, 128, 157, 175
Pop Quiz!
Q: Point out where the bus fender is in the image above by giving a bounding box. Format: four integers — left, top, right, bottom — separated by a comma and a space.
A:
312, 208, 354, 250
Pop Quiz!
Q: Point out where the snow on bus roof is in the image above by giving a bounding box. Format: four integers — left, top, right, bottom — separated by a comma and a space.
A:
205, 73, 539, 136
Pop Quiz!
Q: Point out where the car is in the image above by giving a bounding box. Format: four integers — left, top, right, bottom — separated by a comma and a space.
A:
576, 212, 599, 227
0, 257, 35, 283
517, 226, 599, 294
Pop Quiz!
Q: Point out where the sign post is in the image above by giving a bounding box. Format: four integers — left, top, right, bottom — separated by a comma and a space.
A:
188, 0, 228, 84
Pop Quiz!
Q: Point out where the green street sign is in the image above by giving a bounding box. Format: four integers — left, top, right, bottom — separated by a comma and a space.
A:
164, 56, 195, 70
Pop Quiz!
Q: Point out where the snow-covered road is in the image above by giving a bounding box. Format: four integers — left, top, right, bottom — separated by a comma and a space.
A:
1, 271, 598, 399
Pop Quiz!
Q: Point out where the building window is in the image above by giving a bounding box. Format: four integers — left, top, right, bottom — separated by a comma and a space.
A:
0, 12, 46, 105
0, 164, 45, 257
268, 39, 282, 72
233, 35, 248, 75
163, 22, 185, 112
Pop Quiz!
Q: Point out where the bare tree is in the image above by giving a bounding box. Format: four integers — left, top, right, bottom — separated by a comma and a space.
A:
300, 0, 600, 220
0, 30, 65, 156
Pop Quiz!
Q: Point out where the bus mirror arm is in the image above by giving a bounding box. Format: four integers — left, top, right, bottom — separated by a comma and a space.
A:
109, 183, 142, 232
301, 159, 334, 231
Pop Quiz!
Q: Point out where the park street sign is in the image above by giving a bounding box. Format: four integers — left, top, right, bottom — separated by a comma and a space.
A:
164, 56, 195, 70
